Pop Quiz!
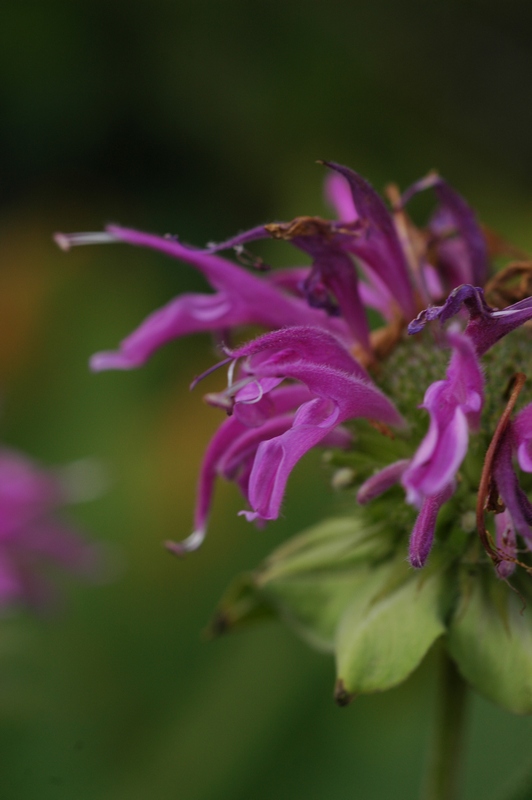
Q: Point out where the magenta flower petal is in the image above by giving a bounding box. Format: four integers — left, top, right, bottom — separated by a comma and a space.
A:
166, 415, 293, 557
408, 483, 455, 568
228, 326, 370, 382
493, 427, 532, 542
224, 418, 350, 520
265, 267, 311, 295
402, 330, 483, 504
324, 171, 358, 222
202, 225, 271, 252
90, 292, 249, 371
513, 404, 532, 472
200, 164, 405, 335
247, 397, 342, 520
59, 225, 353, 372
243, 371, 402, 520
166, 385, 315, 554
265, 266, 391, 323
189, 327, 403, 534
408, 284, 532, 357
356, 460, 410, 504
294, 243, 370, 349
402, 173, 488, 287
0, 448, 63, 534
322, 162, 416, 318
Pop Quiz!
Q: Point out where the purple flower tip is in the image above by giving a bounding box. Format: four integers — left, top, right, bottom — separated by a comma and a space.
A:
408, 484, 455, 568
238, 509, 260, 522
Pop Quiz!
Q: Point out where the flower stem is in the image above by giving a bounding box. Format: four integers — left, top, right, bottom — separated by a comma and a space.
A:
422, 648, 468, 800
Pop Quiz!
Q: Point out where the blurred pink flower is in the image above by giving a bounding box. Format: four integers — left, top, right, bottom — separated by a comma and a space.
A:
0, 448, 102, 610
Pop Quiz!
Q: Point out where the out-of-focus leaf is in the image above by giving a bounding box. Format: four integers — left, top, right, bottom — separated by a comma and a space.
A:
447, 568, 532, 715
335, 562, 448, 699
258, 516, 395, 581
207, 573, 275, 637
259, 568, 377, 652
210, 516, 398, 652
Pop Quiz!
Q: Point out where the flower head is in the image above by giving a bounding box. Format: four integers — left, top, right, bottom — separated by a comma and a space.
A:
58, 163, 532, 583
0, 447, 102, 609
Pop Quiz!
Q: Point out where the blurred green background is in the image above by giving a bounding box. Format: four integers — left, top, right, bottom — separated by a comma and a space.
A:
2, 1, 532, 798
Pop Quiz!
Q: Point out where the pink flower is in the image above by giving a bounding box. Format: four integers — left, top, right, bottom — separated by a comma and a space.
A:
402, 329, 484, 506
62, 162, 532, 576
55, 226, 353, 370
0, 448, 101, 609
167, 327, 404, 553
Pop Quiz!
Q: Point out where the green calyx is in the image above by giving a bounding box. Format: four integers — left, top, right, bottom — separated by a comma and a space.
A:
376, 332, 449, 425
210, 510, 532, 714
481, 326, 532, 433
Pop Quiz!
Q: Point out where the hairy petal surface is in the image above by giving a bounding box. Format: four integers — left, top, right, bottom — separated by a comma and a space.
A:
59, 225, 352, 371
322, 162, 415, 318
402, 330, 483, 505
356, 460, 410, 505
167, 383, 352, 553
514, 404, 532, 473
408, 483, 455, 568
409, 284, 532, 356
243, 373, 402, 520
229, 326, 370, 381
209, 328, 403, 523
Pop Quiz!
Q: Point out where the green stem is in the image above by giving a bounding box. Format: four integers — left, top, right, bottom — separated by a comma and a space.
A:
422, 648, 468, 800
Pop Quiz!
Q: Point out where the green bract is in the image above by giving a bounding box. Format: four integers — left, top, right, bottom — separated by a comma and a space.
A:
448, 568, 532, 714
212, 512, 532, 714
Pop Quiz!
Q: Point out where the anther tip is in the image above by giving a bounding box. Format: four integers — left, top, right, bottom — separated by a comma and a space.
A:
54, 233, 71, 251
164, 540, 187, 558
164, 529, 206, 557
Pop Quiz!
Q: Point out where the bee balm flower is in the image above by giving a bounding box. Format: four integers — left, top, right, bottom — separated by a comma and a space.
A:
0, 447, 102, 609
57, 162, 532, 581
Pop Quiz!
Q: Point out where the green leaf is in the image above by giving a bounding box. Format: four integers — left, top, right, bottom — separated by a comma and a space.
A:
257, 516, 400, 651
259, 568, 376, 652
335, 565, 448, 697
258, 516, 395, 583
210, 516, 397, 651
447, 568, 532, 714
207, 573, 275, 637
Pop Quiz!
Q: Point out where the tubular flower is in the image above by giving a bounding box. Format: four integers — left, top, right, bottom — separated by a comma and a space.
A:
168, 383, 353, 555
0, 447, 102, 609
401, 328, 484, 506
206, 327, 403, 523
55, 225, 353, 370
166, 326, 404, 553
58, 162, 532, 580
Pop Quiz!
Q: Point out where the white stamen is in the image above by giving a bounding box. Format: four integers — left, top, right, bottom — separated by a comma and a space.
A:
53, 232, 120, 251
239, 379, 264, 405
226, 376, 255, 396
165, 529, 206, 556
226, 358, 237, 389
